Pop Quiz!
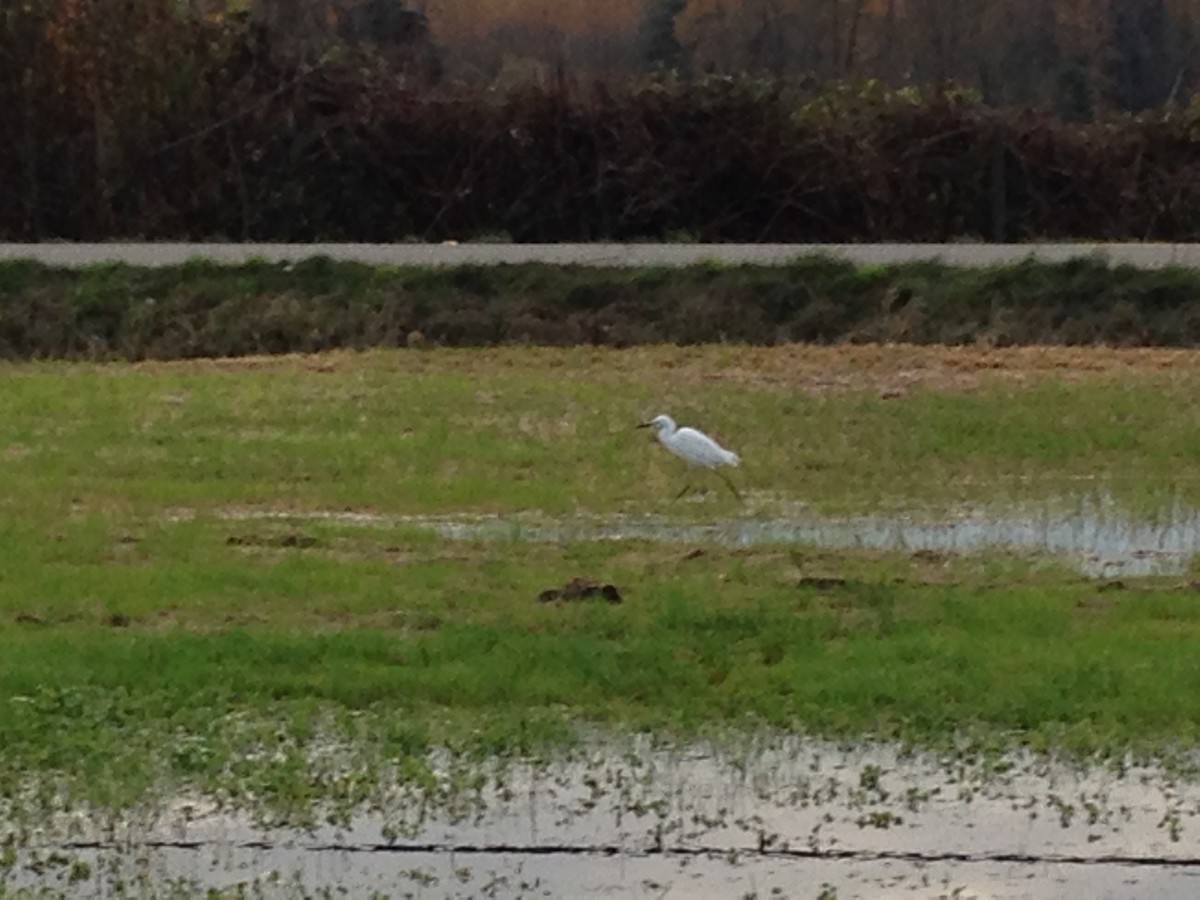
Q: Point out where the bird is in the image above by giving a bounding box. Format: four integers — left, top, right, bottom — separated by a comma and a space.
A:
637, 413, 742, 501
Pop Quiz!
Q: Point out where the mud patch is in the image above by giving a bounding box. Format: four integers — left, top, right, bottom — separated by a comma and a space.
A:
226, 531, 322, 549
537, 577, 623, 604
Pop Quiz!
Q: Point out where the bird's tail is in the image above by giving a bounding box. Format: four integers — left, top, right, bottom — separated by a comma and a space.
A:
725, 450, 741, 467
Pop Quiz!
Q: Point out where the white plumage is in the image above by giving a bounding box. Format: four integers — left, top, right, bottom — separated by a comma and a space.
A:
638, 413, 742, 499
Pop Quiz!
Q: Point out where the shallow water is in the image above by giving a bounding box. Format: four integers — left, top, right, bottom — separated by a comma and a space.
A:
76, 498, 1200, 894
211, 494, 1200, 577
8, 736, 1200, 897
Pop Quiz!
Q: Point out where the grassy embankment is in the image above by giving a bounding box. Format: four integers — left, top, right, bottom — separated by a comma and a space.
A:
4, 344, 1200, 817
6, 256, 1200, 357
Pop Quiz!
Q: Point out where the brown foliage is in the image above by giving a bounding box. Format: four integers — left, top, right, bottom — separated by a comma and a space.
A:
5, 1, 1200, 242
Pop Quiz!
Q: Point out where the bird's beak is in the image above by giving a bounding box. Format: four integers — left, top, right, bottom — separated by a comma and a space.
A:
636, 422, 652, 429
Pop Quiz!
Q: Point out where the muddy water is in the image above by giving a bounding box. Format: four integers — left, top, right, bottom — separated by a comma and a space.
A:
8, 736, 1200, 897
216, 494, 1200, 577
75, 499, 1200, 895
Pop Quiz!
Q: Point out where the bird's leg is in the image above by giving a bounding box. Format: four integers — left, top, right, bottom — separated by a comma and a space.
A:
675, 481, 693, 500
717, 470, 742, 502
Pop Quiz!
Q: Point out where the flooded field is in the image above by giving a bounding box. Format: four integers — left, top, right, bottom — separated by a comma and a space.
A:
9, 345, 1200, 897
0, 496, 1189, 895
8, 736, 1200, 897
208, 492, 1200, 578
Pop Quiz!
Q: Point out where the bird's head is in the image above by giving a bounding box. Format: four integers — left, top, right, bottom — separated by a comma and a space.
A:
637, 414, 676, 434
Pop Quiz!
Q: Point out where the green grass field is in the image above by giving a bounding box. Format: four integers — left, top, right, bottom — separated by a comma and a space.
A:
4, 344, 1200, 819
6, 344, 1200, 516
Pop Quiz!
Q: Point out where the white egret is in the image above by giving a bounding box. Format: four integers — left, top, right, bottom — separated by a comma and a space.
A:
638, 414, 742, 500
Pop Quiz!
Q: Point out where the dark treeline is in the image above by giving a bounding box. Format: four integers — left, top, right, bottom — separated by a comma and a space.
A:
652, 0, 1197, 120
235, 0, 1200, 119
2, 0, 1200, 242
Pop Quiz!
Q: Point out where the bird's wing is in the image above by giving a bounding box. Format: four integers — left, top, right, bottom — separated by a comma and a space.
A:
673, 427, 738, 467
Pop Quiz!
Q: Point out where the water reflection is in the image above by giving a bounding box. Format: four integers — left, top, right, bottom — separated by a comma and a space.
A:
416, 497, 1200, 578
213, 495, 1200, 577
9, 734, 1200, 898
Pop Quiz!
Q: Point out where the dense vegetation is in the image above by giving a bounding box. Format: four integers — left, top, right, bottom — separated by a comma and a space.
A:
5, 257, 1200, 359
4, 0, 1200, 242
